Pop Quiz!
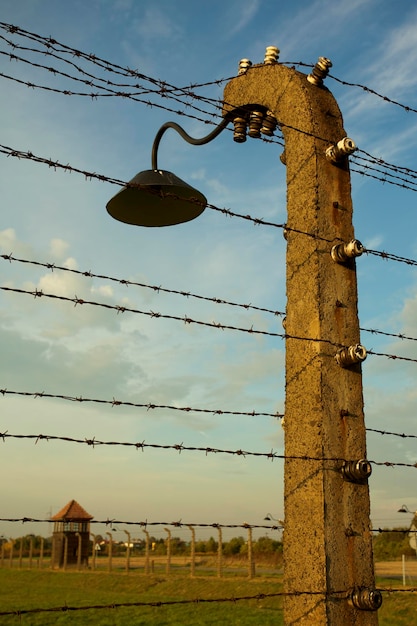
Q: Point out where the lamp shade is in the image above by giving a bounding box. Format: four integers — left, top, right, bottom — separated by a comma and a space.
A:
106, 169, 207, 227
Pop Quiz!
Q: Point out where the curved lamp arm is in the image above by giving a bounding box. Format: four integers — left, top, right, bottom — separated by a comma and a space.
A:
151, 117, 230, 170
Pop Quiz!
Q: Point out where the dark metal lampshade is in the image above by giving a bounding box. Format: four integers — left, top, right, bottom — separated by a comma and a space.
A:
106, 169, 207, 227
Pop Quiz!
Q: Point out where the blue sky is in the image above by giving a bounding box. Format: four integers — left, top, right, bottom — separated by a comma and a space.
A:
1, 0, 417, 543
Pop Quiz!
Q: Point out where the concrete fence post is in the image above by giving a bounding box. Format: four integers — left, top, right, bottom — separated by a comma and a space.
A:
223, 53, 379, 624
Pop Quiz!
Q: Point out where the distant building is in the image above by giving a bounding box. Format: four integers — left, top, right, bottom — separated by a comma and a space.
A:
51, 499, 93, 568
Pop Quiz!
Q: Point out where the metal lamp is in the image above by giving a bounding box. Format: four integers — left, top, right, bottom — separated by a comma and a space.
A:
106, 117, 230, 227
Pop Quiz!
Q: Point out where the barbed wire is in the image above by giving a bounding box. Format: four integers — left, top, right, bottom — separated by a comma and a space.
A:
0, 516, 281, 531
0, 590, 354, 618
4, 143, 417, 274
2, 284, 417, 364
0, 23, 230, 103
4, 21, 417, 196
4, 34, 417, 194
1, 588, 417, 619
0, 388, 283, 419
3, 23, 417, 120
3, 388, 417, 441
0, 513, 415, 534
0, 36, 226, 111
2, 253, 417, 345
367, 427, 417, 440
364, 248, 417, 268
0, 284, 287, 339
1, 431, 416, 469
3, 141, 417, 270
288, 60, 417, 116
0, 253, 286, 318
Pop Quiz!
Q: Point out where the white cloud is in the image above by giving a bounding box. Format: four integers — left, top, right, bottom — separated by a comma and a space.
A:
132, 8, 182, 41
49, 238, 69, 259
229, 0, 261, 36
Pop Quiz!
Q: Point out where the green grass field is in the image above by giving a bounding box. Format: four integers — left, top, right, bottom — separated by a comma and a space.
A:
0, 569, 416, 625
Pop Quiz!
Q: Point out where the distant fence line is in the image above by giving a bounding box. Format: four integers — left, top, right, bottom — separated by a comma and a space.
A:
0, 527, 278, 579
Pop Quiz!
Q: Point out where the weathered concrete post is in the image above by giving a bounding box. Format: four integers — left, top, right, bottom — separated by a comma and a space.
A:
223, 51, 379, 624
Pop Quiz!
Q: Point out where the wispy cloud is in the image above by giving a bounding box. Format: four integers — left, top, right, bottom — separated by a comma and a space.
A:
229, 0, 261, 36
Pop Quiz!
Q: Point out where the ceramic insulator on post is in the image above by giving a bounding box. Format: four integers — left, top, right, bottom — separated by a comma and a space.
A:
238, 59, 252, 75
248, 111, 264, 138
233, 116, 247, 143
326, 137, 357, 162
351, 588, 383, 611
335, 344, 367, 367
341, 459, 372, 484
307, 57, 332, 85
331, 240, 364, 264
260, 111, 278, 136
264, 46, 279, 64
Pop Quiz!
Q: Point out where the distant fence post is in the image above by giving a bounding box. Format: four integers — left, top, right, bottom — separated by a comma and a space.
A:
216, 527, 223, 578
39, 537, 44, 569
143, 530, 150, 575
9, 540, 14, 568
0, 542, 4, 568
106, 532, 113, 573
18, 539, 23, 569
246, 526, 254, 579
90, 533, 97, 570
164, 528, 171, 575
187, 525, 196, 577
124, 530, 131, 573
29, 536, 33, 569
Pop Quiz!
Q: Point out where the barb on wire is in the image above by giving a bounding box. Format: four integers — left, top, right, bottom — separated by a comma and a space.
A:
1, 431, 417, 469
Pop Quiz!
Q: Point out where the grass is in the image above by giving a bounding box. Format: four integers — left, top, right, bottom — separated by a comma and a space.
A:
0, 569, 416, 625
0, 569, 284, 625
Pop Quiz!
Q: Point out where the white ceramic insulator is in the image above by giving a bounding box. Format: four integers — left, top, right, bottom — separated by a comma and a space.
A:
238, 59, 252, 75
335, 344, 367, 367
264, 46, 279, 64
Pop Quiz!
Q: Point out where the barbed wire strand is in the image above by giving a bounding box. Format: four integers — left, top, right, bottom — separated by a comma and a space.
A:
0, 590, 364, 618
0, 388, 283, 419
2, 22, 417, 119
3, 142, 417, 272
3, 47, 417, 190
0, 253, 286, 318
2, 253, 417, 345
0, 516, 282, 530
4, 388, 417, 441
2, 284, 417, 364
0, 514, 415, 535
1, 431, 416, 469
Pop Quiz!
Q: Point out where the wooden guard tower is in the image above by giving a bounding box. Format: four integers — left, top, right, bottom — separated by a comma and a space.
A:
51, 499, 93, 568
